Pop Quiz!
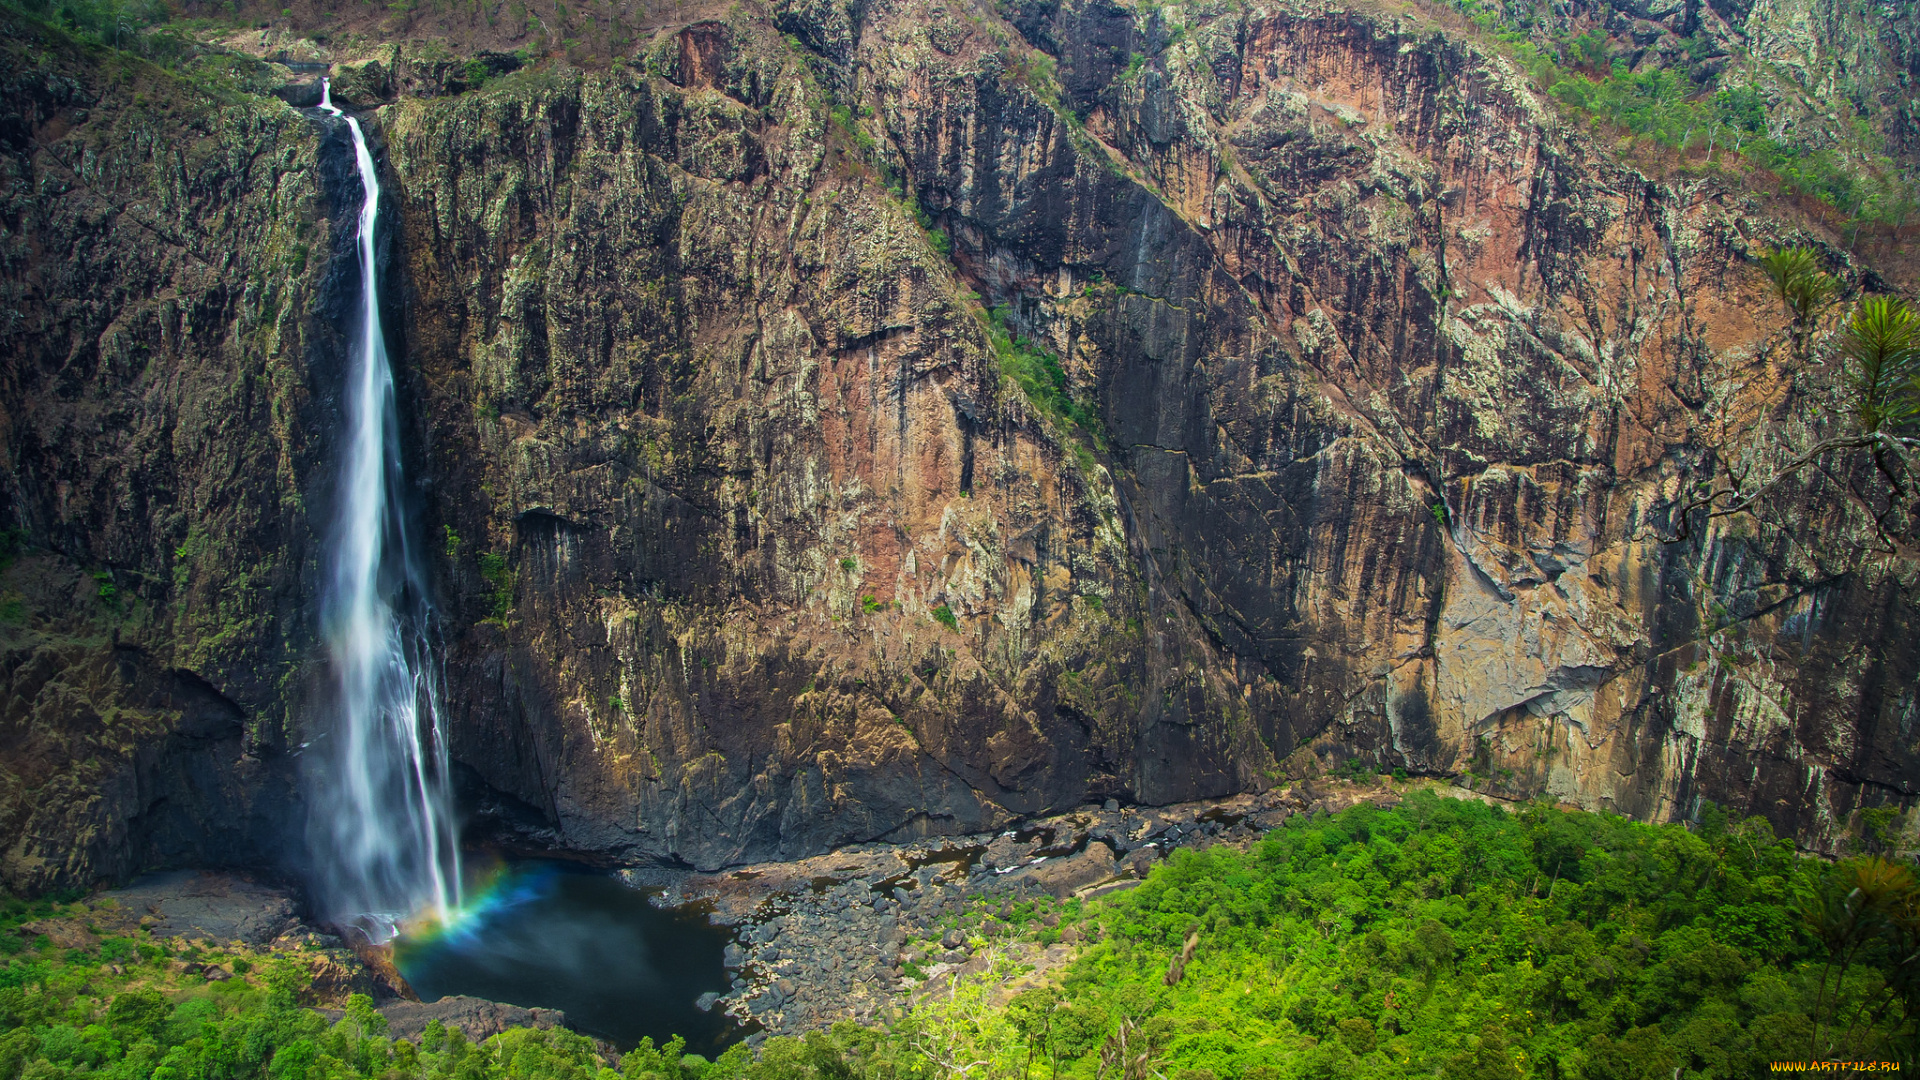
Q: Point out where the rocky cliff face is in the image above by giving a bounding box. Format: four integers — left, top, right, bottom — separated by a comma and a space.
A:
0, 27, 332, 889
0, 0, 1914, 891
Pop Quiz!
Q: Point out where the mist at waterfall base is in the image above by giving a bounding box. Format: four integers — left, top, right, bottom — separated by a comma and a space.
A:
393, 860, 738, 1053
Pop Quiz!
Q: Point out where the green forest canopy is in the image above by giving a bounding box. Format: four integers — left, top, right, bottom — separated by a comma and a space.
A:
2, 790, 1916, 1079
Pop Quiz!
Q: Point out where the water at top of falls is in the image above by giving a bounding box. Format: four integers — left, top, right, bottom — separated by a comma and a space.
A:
313, 77, 462, 943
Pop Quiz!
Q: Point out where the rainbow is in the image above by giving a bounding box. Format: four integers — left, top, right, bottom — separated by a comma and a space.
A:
392, 859, 558, 964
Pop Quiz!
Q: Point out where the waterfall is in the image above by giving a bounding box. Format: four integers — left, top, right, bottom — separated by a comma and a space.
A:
312, 78, 462, 942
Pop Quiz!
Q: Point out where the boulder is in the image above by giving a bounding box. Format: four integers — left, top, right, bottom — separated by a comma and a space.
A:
378, 997, 567, 1042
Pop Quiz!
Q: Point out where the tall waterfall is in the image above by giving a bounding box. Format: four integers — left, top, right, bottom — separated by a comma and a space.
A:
313, 78, 462, 942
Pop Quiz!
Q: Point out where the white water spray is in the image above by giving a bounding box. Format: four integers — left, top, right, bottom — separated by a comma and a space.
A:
314, 78, 462, 942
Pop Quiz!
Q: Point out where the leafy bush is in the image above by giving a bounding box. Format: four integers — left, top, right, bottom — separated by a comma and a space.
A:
478, 552, 514, 619
1758, 247, 1837, 329
829, 104, 876, 157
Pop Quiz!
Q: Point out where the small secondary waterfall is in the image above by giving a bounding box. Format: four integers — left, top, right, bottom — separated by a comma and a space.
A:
313, 78, 462, 941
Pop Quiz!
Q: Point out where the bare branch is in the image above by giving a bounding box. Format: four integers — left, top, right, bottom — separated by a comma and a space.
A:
1639, 432, 1920, 560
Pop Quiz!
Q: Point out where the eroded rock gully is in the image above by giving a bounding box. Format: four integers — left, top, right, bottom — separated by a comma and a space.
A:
1, 0, 1916, 895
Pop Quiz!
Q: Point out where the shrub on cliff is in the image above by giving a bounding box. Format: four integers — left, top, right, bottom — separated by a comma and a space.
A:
1839, 296, 1920, 436
985, 308, 1103, 446
1449, 0, 1917, 229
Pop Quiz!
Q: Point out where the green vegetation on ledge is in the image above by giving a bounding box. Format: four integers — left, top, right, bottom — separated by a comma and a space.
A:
1446, 0, 1917, 229
986, 307, 1104, 448
478, 552, 515, 621
3, 0, 170, 56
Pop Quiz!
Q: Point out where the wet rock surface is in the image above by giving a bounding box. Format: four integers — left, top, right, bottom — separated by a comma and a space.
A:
647, 781, 1388, 1039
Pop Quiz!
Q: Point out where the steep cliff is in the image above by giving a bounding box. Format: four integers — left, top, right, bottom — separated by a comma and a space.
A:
0, 25, 332, 889
0, 0, 1914, 890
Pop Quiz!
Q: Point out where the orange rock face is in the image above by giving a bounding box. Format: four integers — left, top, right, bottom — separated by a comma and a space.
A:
0, 0, 1913, 892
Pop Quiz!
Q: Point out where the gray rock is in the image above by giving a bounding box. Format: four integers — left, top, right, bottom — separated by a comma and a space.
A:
380, 997, 566, 1042
1126, 848, 1162, 878
1004, 844, 1119, 897
272, 81, 324, 108
106, 871, 299, 947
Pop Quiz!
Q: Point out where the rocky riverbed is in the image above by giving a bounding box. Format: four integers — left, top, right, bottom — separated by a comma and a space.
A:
17, 777, 1447, 1050
643, 778, 1417, 1040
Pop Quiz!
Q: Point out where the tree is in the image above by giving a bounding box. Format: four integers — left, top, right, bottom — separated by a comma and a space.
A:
1759, 248, 1838, 327
1802, 857, 1920, 1057
1759, 247, 1837, 361
900, 953, 1028, 1080
1838, 296, 1920, 434
1442, 1023, 1522, 1080
1579, 1026, 1673, 1080
1650, 284, 1920, 560
1818, 858, 1920, 1058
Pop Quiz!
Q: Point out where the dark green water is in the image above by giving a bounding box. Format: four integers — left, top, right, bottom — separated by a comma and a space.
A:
392, 860, 739, 1053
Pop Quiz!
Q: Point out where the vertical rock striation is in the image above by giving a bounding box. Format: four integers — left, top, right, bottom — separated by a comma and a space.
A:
0, 0, 1913, 890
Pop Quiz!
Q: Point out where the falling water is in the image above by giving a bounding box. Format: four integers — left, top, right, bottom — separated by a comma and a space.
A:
312, 78, 462, 942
